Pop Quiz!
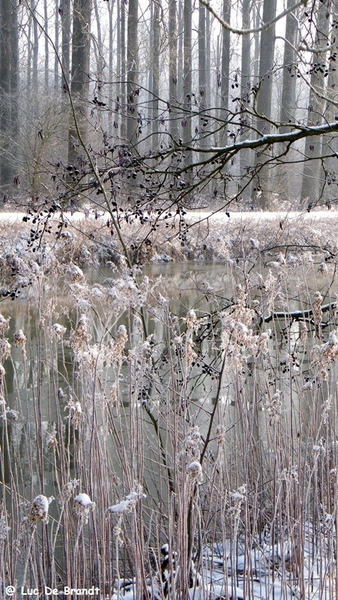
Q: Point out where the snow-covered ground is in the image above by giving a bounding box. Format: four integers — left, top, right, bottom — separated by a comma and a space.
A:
2, 208, 338, 224
108, 533, 336, 600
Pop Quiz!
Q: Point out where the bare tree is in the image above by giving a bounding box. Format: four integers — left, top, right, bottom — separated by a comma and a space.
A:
150, 0, 161, 151
322, 0, 338, 206
198, 0, 207, 143
116, 0, 126, 139
0, 0, 19, 190
278, 0, 299, 203
254, 0, 277, 208
61, 0, 71, 94
4, 0, 338, 215
182, 0, 193, 188
168, 0, 179, 140
67, 0, 92, 168
219, 0, 231, 147
239, 0, 252, 201
126, 0, 139, 145
301, 0, 331, 205
280, 0, 298, 131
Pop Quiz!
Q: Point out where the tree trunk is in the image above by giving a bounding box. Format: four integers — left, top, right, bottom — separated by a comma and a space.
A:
301, 0, 330, 206
0, 0, 19, 190
278, 0, 298, 203
67, 0, 92, 168
92, 0, 106, 132
151, 0, 160, 151
322, 1, 338, 208
61, 0, 71, 93
54, 0, 60, 89
44, 0, 49, 92
117, 0, 126, 139
280, 1, 298, 130
168, 0, 178, 140
182, 0, 192, 190
126, 0, 139, 146
206, 9, 211, 111
254, 0, 277, 208
177, 0, 184, 105
198, 1, 206, 142
239, 0, 252, 202
108, 0, 115, 139
219, 0, 230, 147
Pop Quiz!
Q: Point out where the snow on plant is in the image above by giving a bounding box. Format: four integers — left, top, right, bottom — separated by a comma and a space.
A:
0, 514, 10, 541
69, 313, 91, 356
30, 495, 54, 526
0, 313, 10, 334
57, 479, 80, 507
67, 263, 84, 283
178, 426, 204, 488
5, 406, 19, 421
312, 290, 323, 326
215, 424, 226, 445
52, 322, 67, 337
185, 309, 198, 332
312, 439, 325, 460
264, 389, 283, 425
183, 425, 202, 459
109, 380, 119, 404
65, 396, 82, 429
311, 329, 338, 380
74, 493, 95, 524
221, 290, 255, 359
107, 484, 146, 514
0, 364, 5, 385
277, 465, 299, 485
0, 395, 19, 422
321, 395, 332, 425
157, 291, 169, 307
79, 344, 102, 369
230, 484, 247, 506
14, 328, 27, 357
186, 460, 203, 485
266, 269, 285, 311
220, 295, 270, 370
46, 424, 58, 449
0, 338, 11, 360
299, 320, 308, 344
112, 324, 128, 361
5, 215, 338, 596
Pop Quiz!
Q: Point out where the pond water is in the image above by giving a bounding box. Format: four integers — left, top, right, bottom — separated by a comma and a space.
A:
1, 261, 233, 483
1, 257, 336, 478
2, 256, 338, 596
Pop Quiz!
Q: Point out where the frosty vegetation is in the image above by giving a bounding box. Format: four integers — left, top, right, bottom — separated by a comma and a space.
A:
1, 210, 338, 599
2, 0, 338, 595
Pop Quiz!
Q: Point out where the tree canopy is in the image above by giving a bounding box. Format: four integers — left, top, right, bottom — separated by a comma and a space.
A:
0, 0, 338, 217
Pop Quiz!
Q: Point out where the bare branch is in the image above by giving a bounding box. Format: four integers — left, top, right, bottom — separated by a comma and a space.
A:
198, 0, 308, 35
190, 120, 338, 157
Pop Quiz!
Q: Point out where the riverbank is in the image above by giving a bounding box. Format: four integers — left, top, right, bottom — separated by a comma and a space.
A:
1, 208, 337, 269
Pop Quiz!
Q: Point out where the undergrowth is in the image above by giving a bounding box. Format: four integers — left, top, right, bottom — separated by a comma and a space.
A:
1, 214, 338, 598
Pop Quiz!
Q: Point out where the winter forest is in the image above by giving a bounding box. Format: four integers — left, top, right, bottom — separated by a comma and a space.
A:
1, 0, 338, 212
4, 1, 338, 600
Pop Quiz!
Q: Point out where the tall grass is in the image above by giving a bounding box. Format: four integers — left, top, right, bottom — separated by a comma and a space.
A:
1, 220, 338, 599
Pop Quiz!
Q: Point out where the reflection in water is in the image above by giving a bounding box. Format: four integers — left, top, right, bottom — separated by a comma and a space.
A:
1, 258, 338, 591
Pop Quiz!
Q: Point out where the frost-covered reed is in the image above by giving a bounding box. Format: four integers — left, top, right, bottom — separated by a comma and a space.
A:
1, 214, 338, 599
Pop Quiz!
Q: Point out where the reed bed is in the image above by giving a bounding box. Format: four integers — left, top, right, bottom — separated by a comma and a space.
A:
1, 213, 338, 599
